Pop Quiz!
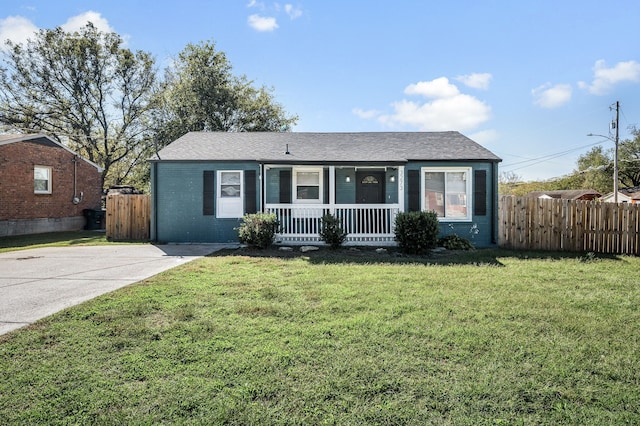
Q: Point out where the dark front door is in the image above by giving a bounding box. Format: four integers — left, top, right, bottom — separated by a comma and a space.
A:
356, 171, 385, 204
355, 171, 386, 234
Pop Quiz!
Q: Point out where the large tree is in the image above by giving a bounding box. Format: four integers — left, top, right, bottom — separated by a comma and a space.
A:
573, 145, 613, 193
153, 40, 297, 147
617, 128, 640, 188
0, 23, 157, 189
569, 128, 640, 193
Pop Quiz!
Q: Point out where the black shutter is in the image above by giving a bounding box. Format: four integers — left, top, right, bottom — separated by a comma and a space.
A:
407, 169, 420, 212
244, 170, 257, 214
474, 169, 487, 216
203, 171, 215, 215
279, 170, 292, 203
323, 168, 329, 204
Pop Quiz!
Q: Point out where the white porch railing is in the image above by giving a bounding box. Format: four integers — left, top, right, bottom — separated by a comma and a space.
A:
264, 204, 400, 245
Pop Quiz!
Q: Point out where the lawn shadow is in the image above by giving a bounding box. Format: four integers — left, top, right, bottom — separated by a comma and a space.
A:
209, 245, 628, 266
210, 246, 508, 266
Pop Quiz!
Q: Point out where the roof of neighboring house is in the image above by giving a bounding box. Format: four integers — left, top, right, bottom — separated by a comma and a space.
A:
0, 133, 59, 146
150, 131, 502, 164
601, 187, 640, 201
620, 186, 640, 198
0, 133, 103, 172
525, 189, 602, 200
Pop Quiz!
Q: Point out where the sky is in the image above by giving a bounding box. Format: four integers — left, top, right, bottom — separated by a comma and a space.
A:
1, 0, 639, 181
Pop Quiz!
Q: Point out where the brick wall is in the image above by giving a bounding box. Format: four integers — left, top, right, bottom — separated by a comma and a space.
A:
0, 140, 102, 221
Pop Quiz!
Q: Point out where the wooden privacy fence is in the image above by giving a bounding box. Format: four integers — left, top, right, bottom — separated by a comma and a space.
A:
499, 195, 640, 254
106, 194, 150, 241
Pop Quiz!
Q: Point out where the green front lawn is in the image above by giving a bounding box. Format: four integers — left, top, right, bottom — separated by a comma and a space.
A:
0, 231, 109, 253
1, 248, 639, 424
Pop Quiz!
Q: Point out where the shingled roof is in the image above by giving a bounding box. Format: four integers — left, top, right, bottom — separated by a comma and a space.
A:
0, 133, 103, 171
0, 133, 59, 147
150, 131, 501, 164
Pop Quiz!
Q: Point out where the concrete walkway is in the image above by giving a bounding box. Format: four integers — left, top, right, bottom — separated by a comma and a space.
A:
0, 244, 237, 336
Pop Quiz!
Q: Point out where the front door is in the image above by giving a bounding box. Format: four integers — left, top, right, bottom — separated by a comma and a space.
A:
355, 171, 386, 234
356, 171, 385, 204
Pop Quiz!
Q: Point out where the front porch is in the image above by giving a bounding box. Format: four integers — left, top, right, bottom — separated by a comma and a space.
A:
265, 203, 401, 245
262, 164, 405, 245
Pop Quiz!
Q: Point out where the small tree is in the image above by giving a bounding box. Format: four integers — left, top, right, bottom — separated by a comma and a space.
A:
237, 213, 279, 249
394, 211, 439, 254
319, 213, 347, 249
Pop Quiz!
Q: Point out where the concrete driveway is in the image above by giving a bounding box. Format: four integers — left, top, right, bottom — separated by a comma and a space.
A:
0, 244, 237, 336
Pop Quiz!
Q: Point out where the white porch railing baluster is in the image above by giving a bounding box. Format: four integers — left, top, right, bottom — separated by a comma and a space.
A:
265, 203, 399, 246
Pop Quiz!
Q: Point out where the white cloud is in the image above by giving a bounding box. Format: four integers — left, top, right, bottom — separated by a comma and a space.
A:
284, 4, 303, 19
469, 129, 499, 144
380, 95, 490, 131
404, 77, 460, 99
0, 11, 121, 51
456, 73, 492, 90
0, 16, 38, 46
375, 77, 491, 131
352, 108, 380, 119
61, 11, 115, 34
248, 14, 278, 31
578, 59, 640, 95
532, 83, 572, 108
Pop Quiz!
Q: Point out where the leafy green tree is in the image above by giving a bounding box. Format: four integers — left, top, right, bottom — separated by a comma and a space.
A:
567, 129, 640, 193
0, 23, 157, 190
153, 40, 298, 147
617, 128, 640, 188
499, 131, 640, 197
572, 145, 613, 193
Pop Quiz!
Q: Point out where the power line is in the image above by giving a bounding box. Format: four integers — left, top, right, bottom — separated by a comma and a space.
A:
498, 140, 605, 171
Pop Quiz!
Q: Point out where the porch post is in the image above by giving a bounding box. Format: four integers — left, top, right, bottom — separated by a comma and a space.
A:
259, 163, 264, 213
398, 165, 405, 212
329, 165, 336, 214
261, 164, 267, 213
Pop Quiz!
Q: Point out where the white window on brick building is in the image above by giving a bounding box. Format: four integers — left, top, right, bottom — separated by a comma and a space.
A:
34, 165, 52, 194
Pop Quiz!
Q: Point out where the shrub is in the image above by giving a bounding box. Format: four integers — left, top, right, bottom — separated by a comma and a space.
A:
319, 213, 347, 249
237, 213, 279, 249
438, 234, 474, 250
394, 211, 439, 254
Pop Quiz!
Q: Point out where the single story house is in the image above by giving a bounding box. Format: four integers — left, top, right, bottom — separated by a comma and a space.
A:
524, 189, 602, 201
600, 187, 640, 203
0, 133, 103, 236
149, 132, 502, 247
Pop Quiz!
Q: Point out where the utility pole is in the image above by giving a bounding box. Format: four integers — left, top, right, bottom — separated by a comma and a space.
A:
587, 101, 620, 202
613, 101, 619, 203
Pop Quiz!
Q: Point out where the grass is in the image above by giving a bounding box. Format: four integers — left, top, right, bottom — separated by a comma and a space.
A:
0, 230, 110, 253
1, 240, 639, 424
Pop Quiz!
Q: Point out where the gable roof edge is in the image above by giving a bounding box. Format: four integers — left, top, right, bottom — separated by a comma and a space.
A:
0, 134, 104, 172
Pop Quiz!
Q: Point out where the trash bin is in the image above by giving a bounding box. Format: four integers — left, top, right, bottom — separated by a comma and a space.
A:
84, 209, 106, 230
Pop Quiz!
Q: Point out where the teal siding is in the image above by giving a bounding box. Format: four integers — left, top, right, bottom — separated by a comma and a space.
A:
269, 167, 398, 205
385, 169, 399, 203
151, 160, 498, 247
403, 161, 497, 248
335, 168, 355, 204
152, 162, 259, 243
265, 167, 285, 204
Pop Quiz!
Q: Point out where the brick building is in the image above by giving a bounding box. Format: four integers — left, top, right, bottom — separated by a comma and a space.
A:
0, 134, 103, 236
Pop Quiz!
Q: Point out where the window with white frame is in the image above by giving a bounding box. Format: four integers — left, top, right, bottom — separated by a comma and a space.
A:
422, 167, 472, 221
217, 170, 243, 218
34, 166, 52, 194
293, 167, 322, 203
